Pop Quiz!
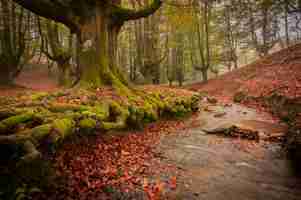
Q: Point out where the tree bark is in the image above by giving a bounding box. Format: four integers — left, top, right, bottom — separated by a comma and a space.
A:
13, 0, 162, 88
77, 7, 125, 88
41, 20, 73, 86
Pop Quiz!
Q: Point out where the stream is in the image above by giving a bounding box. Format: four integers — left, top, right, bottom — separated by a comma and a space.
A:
156, 101, 301, 200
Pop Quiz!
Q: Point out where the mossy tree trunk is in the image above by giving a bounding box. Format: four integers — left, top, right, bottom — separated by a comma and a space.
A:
14, 0, 162, 89
39, 20, 73, 86
46, 21, 73, 86
77, 7, 125, 88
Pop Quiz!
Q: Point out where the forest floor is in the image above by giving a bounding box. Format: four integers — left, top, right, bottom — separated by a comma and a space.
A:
2, 44, 301, 199
0, 67, 59, 97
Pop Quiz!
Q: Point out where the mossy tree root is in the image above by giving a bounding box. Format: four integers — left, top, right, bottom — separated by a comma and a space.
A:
102, 101, 130, 130
0, 112, 38, 134
0, 118, 76, 164
0, 91, 201, 165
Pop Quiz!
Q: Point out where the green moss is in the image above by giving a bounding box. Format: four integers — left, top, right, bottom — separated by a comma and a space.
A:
159, 97, 196, 118
233, 91, 247, 103
172, 105, 187, 118
0, 112, 35, 133
29, 124, 52, 144
93, 103, 110, 120
50, 118, 75, 144
147, 93, 165, 110
102, 118, 126, 130
127, 106, 145, 128
102, 101, 130, 131
109, 101, 129, 117
80, 103, 110, 121
81, 110, 96, 118
79, 118, 97, 134
48, 103, 89, 113
143, 105, 158, 123
33, 108, 54, 123
79, 48, 105, 88
53, 90, 67, 97
191, 94, 201, 111
30, 92, 49, 101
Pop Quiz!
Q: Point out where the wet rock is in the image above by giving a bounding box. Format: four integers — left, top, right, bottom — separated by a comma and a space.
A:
203, 120, 287, 142
203, 106, 214, 112
233, 91, 248, 103
203, 123, 260, 141
214, 112, 227, 118
207, 97, 218, 104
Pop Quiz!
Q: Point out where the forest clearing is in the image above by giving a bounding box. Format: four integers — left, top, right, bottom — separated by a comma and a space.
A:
1, 0, 301, 200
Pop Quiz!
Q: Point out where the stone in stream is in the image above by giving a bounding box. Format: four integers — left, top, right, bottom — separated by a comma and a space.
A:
202, 120, 287, 142
207, 97, 218, 104
203, 122, 260, 141
213, 112, 227, 118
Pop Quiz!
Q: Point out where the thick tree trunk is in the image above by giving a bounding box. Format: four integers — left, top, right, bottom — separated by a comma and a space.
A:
78, 7, 127, 89
13, 0, 162, 89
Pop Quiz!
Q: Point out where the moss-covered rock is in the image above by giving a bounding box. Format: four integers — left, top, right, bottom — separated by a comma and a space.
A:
81, 103, 110, 120
0, 87, 201, 170
143, 107, 158, 123
233, 91, 247, 103
127, 106, 145, 129
79, 118, 97, 134
48, 103, 89, 113
30, 92, 49, 101
0, 113, 35, 134
173, 104, 188, 118
102, 101, 130, 131
49, 118, 75, 144
29, 124, 52, 144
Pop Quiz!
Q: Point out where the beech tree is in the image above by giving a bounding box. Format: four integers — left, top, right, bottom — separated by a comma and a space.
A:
38, 19, 74, 86
0, 0, 35, 85
13, 0, 162, 88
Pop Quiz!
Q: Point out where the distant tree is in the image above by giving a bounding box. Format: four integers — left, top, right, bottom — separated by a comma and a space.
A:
0, 0, 36, 85
38, 18, 74, 86
193, 0, 213, 82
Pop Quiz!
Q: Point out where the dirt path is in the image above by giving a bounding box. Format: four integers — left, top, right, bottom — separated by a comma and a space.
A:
154, 100, 301, 200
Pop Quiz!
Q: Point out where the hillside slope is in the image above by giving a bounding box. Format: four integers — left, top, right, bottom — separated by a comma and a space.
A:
188, 44, 301, 169
188, 43, 301, 104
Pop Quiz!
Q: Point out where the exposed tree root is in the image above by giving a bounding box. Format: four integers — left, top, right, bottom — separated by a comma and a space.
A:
0, 87, 201, 166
